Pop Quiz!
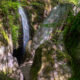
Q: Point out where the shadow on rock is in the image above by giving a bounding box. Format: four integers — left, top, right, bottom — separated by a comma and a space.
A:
13, 47, 24, 66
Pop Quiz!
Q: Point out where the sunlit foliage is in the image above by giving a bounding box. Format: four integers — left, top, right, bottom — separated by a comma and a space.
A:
58, 0, 80, 5
0, 0, 20, 45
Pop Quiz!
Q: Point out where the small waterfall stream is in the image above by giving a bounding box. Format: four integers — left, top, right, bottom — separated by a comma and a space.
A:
18, 6, 29, 52
13, 6, 30, 65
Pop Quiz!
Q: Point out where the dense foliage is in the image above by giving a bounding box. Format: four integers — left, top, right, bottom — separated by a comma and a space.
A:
0, 72, 15, 80
0, 0, 19, 45
59, 0, 80, 4
63, 12, 80, 80
64, 12, 80, 60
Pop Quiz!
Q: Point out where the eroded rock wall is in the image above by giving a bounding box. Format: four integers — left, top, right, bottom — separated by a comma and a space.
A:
30, 3, 78, 80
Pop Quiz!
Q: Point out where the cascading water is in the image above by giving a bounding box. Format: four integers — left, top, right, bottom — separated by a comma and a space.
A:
18, 6, 29, 53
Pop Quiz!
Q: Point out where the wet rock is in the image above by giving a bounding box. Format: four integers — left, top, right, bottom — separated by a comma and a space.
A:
26, 3, 73, 60
30, 3, 75, 80
30, 40, 72, 80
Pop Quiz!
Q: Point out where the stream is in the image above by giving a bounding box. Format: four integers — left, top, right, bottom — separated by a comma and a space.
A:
18, 6, 29, 53
18, 6, 31, 80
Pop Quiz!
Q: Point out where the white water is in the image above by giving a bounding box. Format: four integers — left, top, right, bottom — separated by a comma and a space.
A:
18, 6, 29, 52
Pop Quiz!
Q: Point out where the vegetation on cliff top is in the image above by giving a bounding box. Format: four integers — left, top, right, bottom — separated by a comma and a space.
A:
0, 0, 19, 45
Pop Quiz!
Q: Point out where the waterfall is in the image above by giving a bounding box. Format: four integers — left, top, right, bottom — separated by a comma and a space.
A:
18, 6, 29, 52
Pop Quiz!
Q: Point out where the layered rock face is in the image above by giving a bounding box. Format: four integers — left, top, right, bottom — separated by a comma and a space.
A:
30, 3, 79, 80
0, 8, 23, 80
24, 0, 58, 30
31, 41, 71, 80
27, 3, 73, 59
0, 16, 13, 72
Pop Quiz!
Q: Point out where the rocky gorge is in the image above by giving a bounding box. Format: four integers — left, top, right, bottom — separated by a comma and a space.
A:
0, 0, 80, 80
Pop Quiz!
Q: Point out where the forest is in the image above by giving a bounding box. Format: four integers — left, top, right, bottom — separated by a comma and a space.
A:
0, 0, 80, 80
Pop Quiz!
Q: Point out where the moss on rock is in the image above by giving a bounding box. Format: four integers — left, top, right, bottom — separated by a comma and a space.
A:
30, 41, 54, 80
30, 44, 42, 80
63, 11, 80, 61
30, 40, 72, 80
63, 11, 80, 80
0, 72, 15, 80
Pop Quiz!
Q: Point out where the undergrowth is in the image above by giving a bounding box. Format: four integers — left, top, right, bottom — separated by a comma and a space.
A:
63, 11, 80, 80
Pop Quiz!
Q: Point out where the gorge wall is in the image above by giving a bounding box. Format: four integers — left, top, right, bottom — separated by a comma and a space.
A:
0, 0, 80, 80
